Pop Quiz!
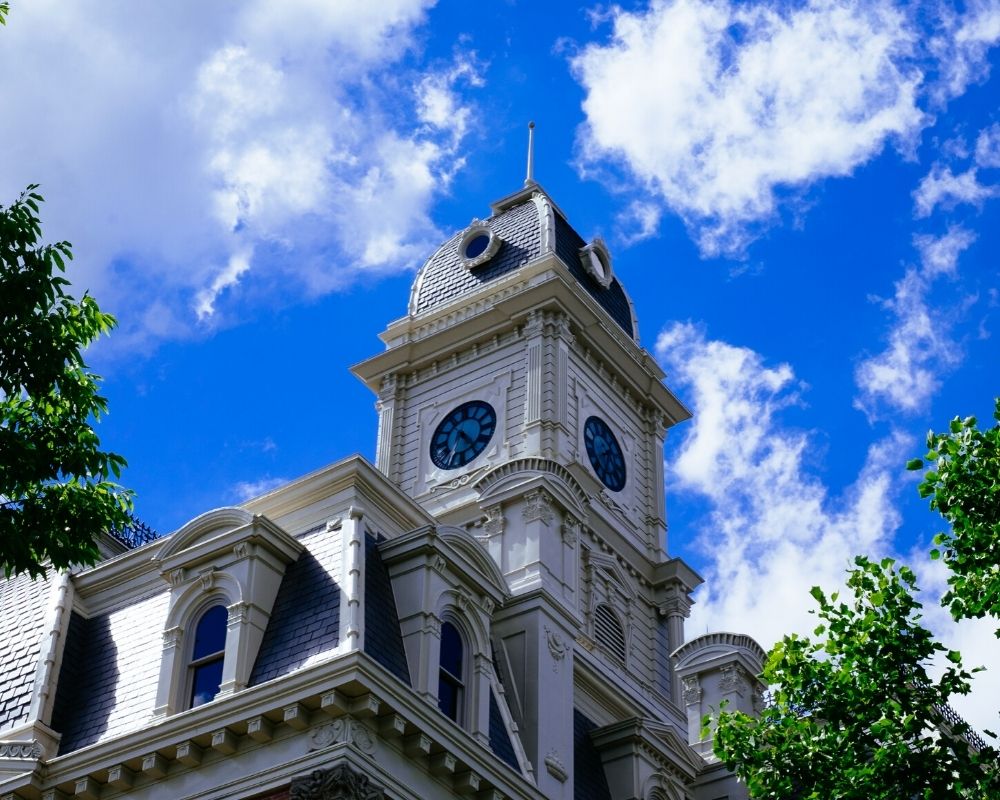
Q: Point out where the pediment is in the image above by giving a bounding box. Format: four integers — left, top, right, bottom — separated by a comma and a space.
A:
584, 549, 637, 601
152, 507, 302, 579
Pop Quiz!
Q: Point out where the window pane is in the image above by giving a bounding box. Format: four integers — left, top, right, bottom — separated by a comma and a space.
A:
192, 605, 227, 660
438, 674, 460, 719
440, 622, 463, 677
190, 658, 224, 707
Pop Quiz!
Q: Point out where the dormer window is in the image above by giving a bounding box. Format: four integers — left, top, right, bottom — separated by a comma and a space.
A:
579, 238, 613, 288
458, 220, 502, 269
438, 621, 466, 722
189, 604, 227, 708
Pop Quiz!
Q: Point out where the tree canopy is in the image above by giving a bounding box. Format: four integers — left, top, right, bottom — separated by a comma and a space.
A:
713, 556, 1000, 799
908, 400, 1000, 626
713, 403, 1000, 799
0, 186, 132, 577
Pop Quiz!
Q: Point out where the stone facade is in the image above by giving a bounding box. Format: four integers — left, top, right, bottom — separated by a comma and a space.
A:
0, 181, 764, 800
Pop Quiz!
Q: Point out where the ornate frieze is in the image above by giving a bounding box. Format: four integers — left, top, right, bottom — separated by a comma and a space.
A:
0, 741, 42, 759
718, 664, 750, 696
290, 763, 385, 800
308, 719, 376, 755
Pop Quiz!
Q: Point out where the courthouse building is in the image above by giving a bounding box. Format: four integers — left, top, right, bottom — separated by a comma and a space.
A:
0, 174, 765, 800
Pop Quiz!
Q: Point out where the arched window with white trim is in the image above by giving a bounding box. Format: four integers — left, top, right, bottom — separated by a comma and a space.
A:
188, 604, 227, 708
438, 621, 466, 722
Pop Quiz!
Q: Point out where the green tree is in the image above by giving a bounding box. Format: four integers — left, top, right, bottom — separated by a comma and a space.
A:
1, 186, 132, 577
712, 556, 1000, 800
908, 401, 1000, 625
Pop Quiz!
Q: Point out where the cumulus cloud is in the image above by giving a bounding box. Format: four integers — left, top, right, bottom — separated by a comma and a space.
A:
0, 0, 480, 354
854, 228, 976, 416
572, 0, 925, 256
571, 0, 1000, 256
658, 321, 1000, 733
657, 322, 906, 646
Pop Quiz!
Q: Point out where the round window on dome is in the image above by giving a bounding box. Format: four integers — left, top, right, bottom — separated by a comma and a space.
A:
464, 233, 491, 260
458, 221, 502, 269
579, 238, 614, 288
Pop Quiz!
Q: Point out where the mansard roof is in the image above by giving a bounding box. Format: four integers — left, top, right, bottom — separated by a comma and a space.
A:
408, 184, 637, 339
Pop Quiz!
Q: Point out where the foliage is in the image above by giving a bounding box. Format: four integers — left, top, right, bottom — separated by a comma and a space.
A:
712, 556, 1000, 800
0, 186, 132, 577
907, 400, 1000, 625
0, 3, 8, 26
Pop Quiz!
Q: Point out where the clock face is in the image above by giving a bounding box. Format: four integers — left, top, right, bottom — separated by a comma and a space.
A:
584, 416, 626, 491
430, 400, 497, 470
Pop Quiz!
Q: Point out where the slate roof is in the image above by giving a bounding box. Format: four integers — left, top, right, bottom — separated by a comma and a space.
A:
364, 533, 410, 684
250, 523, 342, 685
0, 572, 50, 732
409, 192, 636, 339
573, 709, 612, 800
51, 591, 170, 753
489, 690, 519, 771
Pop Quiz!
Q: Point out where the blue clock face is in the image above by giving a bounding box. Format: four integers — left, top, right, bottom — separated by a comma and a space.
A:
584, 416, 626, 491
430, 400, 497, 470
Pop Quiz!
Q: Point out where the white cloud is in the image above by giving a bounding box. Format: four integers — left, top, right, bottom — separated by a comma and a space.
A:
975, 122, 1000, 168
657, 321, 1000, 734
231, 476, 289, 502
616, 201, 663, 245
656, 322, 905, 647
572, 0, 926, 256
913, 165, 999, 217
853, 228, 975, 416
0, 0, 479, 354
928, 0, 1000, 103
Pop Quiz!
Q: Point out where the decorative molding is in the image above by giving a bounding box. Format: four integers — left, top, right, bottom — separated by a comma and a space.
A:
308, 719, 376, 755
474, 457, 589, 513
0, 741, 42, 759
544, 750, 568, 783
523, 490, 554, 525
429, 464, 491, 495
457, 219, 502, 269
682, 676, 702, 705
291, 763, 385, 800
198, 568, 217, 592
719, 664, 750, 696
544, 626, 567, 672
483, 504, 504, 536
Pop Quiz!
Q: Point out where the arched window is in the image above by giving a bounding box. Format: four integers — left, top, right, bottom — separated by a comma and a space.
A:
437, 621, 465, 722
189, 604, 227, 708
594, 602, 627, 664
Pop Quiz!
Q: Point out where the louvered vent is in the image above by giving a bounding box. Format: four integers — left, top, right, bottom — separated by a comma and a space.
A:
593, 603, 626, 663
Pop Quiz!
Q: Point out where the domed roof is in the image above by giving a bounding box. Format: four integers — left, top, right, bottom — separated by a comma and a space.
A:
408, 188, 636, 339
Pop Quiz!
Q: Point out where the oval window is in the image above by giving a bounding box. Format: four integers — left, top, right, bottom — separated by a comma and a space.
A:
464, 233, 491, 260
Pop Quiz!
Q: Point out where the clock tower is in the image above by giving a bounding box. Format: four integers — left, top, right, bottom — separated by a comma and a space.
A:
353, 175, 759, 799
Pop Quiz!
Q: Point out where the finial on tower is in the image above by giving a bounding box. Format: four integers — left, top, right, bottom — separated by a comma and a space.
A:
524, 121, 536, 187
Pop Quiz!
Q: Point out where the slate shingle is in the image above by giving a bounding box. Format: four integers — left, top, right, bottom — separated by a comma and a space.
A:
0, 572, 50, 732
250, 526, 341, 685
411, 196, 635, 339
363, 534, 410, 684
488, 690, 519, 771
573, 709, 612, 800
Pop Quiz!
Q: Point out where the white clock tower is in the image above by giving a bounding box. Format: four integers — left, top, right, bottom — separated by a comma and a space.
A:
353, 171, 763, 800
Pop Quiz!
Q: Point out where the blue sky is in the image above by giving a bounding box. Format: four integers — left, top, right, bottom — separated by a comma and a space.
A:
2, 1, 999, 728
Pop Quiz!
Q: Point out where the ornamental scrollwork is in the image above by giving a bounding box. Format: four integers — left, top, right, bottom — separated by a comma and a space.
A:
290, 763, 385, 800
